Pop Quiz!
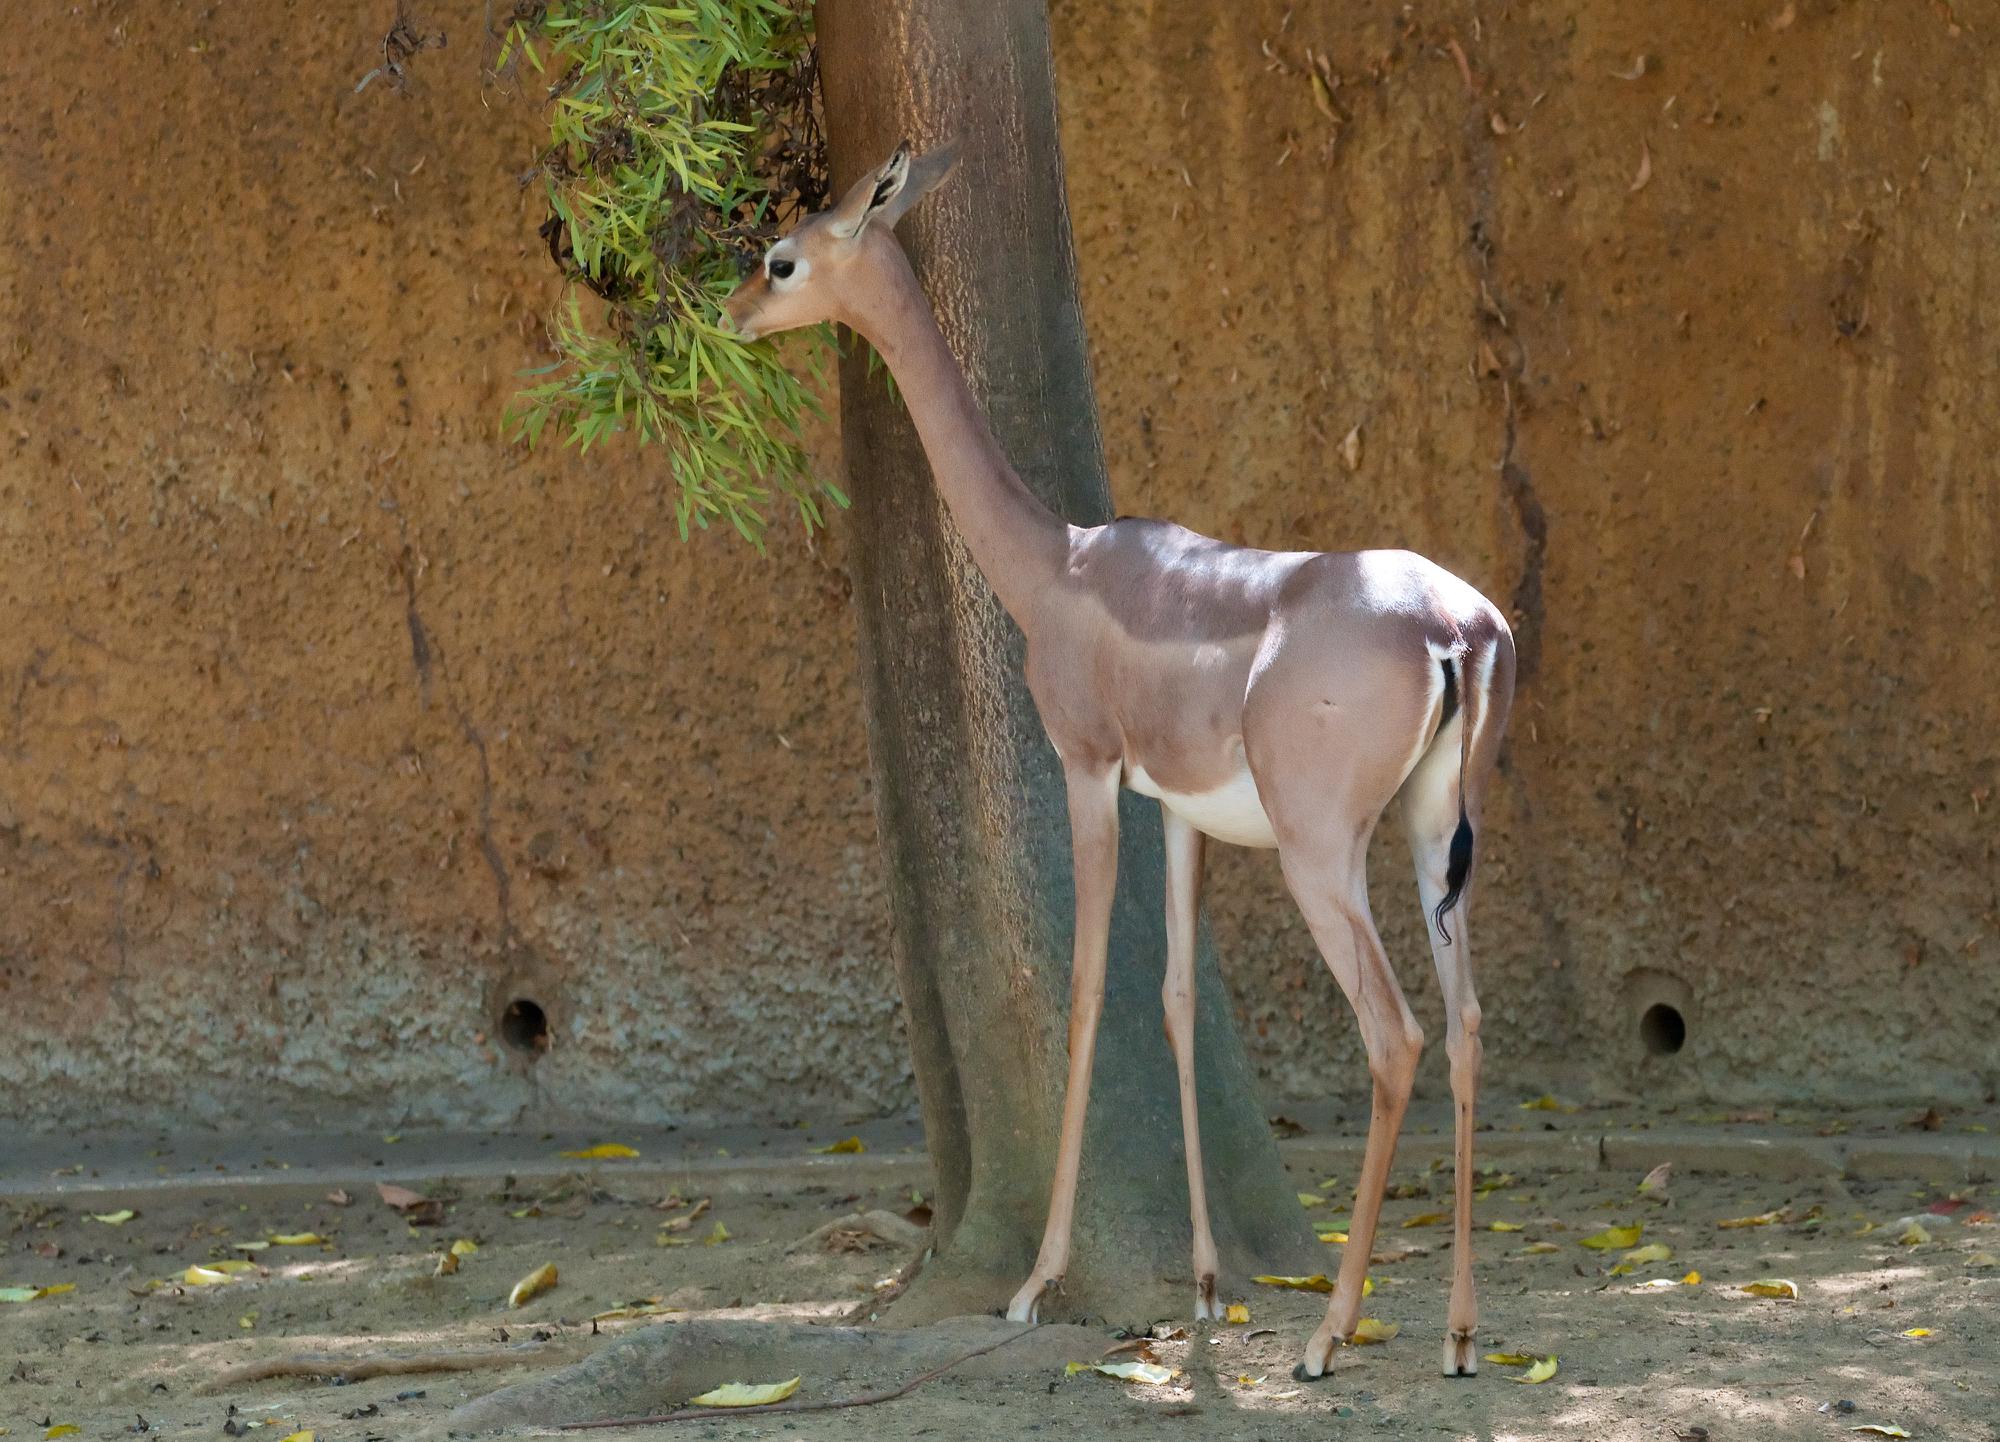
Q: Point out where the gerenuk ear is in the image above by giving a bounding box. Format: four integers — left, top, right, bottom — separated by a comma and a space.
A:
824, 142, 910, 240
872, 141, 958, 229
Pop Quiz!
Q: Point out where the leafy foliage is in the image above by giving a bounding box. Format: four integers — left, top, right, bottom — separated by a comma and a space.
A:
499, 1, 838, 545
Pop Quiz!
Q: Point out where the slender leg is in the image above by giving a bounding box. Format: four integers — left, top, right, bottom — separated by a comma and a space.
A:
1006, 764, 1122, 1323
1421, 871, 1481, 1375
1404, 766, 1484, 1376
1279, 844, 1424, 1380
1159, 808, 1222, 1321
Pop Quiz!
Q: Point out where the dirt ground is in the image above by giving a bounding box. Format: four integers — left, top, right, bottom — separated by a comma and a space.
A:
4, 1113, 1997, 1441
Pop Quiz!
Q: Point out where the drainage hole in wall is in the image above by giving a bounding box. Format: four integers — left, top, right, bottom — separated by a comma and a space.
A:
501, 998, 550, 1056
1640, 1003, 1686, 1056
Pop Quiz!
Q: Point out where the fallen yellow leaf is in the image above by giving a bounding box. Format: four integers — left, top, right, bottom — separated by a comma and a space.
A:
275, 1432, 315, 1442
1631, 1277, 1679, 1289
1897, 1221, 1932, 1246
239, 1313, 256, 1329
1682, 1270, 1703, 1285
1298, 1191, 1326, 1208
450, 1238, 480, 1256
1350, 1317, 1398, 1344
210, 1259, 257, 1274
1621, 1242, 1674, 1265
1512, 1356, 1559, 1384
1403, 1212, 1449, 1228
1968, 1252, 1998, 1269
1740, 1279, 1799, 1299
1579, 1224, 1643, 1251
1490, 1221, 1524, 1232
508, 1262, 558, 1308
1717, 1209, 1782, 1229
1066, 1361, 1179, 1385
1637, 1162, 1673, 1194
182, 1266, 234, 1287
269, 1233, 323, 1246
1317, 1229, 1350, 1244
1364, 1276, 1374, 1296
0, 1289, 40, 1304
813, 1137, 866, 1155
232, 1241, 271, 1252
559, 1143, 640, 1160
1607, 1263, 1636, 1277
1901, 1327, 1933, 1338
690, 1378, 803, 1408
45, 1428, 80, 1440
1252, 1274, 1333, 1292
1224, 1303, 1250, 1324
704, 1222, 731, 1246
1519, 1241, 1561, 1255
1484, 1352, 1538, 1366
33, 1284, 74, 1299
1851, 1427, 1911, 1438
1519, 1094, 1578, 1112
592, 1302, 680, 1321
89, 1210, 135, 1226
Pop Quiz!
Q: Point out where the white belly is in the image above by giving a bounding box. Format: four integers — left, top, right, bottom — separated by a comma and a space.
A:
1124, 760, 1279, 849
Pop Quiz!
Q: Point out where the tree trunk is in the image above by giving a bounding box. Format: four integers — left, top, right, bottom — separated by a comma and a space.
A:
818, 0, 1317, 1326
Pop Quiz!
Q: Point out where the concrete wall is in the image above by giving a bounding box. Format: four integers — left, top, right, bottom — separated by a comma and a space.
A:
1, 0, 1993, 1131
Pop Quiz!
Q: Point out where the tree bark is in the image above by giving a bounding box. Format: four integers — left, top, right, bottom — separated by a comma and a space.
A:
818, 0, 1316, 1326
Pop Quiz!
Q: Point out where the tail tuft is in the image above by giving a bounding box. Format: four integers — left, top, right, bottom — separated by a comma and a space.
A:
1433, 813, 1474, 943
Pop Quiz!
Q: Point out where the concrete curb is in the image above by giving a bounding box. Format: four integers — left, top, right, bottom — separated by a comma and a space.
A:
1, 1117, 1989, 1206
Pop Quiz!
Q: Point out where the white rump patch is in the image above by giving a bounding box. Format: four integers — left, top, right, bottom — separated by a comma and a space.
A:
1125, 760, 1279, 850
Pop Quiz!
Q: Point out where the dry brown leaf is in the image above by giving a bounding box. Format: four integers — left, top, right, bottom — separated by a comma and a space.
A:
376, 1182, 444, 1225
1630, 141, 1653, 193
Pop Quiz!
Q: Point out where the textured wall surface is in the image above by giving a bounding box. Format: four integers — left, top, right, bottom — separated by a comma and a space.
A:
0, 0, 1993, 1131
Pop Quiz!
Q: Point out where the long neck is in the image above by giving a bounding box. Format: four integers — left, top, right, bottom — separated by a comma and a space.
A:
844, 242, 1071, 624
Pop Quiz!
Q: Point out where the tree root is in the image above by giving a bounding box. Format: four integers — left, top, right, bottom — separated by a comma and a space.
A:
441, 1314, 1104, 1435
560, 1322, 1041, 1430
198, 1339, 583, 1393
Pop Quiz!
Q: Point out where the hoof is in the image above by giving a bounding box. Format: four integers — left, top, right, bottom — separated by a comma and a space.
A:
1292, 1360, 1330, 1383
1005, 1275, 1053, 1324
1194, 1275, 1223, 1324
1442, 1332, 1478, 1377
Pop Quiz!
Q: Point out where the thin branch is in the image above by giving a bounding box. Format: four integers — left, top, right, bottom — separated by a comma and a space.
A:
558, 1323, 1044, 1431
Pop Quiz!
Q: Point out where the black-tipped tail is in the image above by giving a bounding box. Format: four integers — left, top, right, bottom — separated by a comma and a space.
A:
1433, 812, 1474, 943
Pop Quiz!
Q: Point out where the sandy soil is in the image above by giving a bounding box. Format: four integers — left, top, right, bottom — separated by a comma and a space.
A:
4, 1131, 1995, 1441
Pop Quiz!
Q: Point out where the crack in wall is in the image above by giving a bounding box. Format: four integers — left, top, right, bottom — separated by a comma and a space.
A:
1447, 24, 1548, 693
1448, 22, 1568, 989
1497, 381, 1547, 688
393, 530, 516, 955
